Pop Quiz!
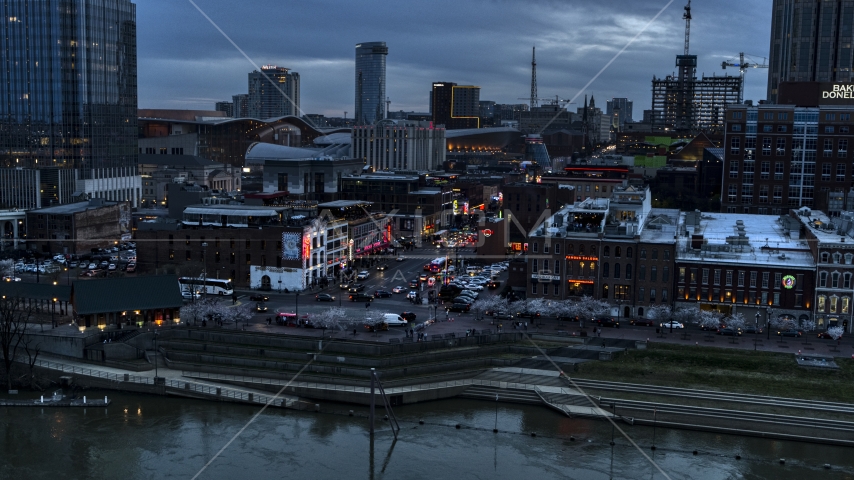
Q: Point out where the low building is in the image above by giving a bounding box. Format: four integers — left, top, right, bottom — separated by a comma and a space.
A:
70, 275, 183, 329
138, 154, 241, 208
26, 199, 131, 255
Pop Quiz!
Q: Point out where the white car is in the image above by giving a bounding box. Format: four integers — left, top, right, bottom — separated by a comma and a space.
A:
392, 286, 406, 293
396, 256, 405, 262
356, 271, 370, 280
181, 291, 201, 300
406, 290, 417, 299
88, 263, 97, 269
660, 321, 684, 329
465, 284, 484, 291
107, 263, 116, 271
2, 276, 21, 282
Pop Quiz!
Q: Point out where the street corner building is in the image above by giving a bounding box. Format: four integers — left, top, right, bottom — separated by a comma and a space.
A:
70, 274, 183, 329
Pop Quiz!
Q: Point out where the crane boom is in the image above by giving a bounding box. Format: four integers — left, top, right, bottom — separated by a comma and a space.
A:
721, 52, 769, 103
683, 1, 692, 55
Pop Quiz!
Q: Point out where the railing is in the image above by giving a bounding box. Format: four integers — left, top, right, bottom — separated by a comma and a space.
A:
27, 358, 154, 385
163, 378, 294, 407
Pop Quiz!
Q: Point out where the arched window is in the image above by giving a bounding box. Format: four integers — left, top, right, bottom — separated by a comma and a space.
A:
845, 273, 852, 289
820, 271, 828, 287
615, 246, 622, 258
832, 272, 840, 288
614, 263, 621, 279
627, 247, 633, 258
640, 249, 647, 259
579, 244, 585, 255
591, 244, 597, 255
625, 264, 632, 279
833, 252, 842, 264
602, 283, 609, 298
652, 249, 659, 260
568, 244, 574, 254
603, 246, 610, 257
602, 262, 610, 278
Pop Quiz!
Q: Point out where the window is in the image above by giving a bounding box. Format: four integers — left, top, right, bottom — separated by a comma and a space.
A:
730, 136, 741, 155
832, 272, 840, 288
650, 289, 657, 302
737, 271, 745, 287
638, 288, 645, 302
614, 264, 621, 279
532, 242, 538, 253
760, 161, 770, 179
627, 247, 633, 258
840, 139, 849, 158
725, 270, 733, 285
845, 273, 852, 289
554, 261, 560, 275
664, 250, 670, 260
844, 297, 851, 314
532, 283, 538, 294
544, 244, 549, 254
778, 112, 789, 120
650, 266, 657, 282
762, 137, 772, 155
640, 249, 647, 259
833, 252, 842, 263
749, 271, 757, 287
662, 289, 668, 302
774, 273, 782, 288
818, 295, 826, 312
554, 284, 560, 296
554, 243, 560, 254
702, 268, 709, 284
776, 137, 786, 155
532, 259, 538, 273
820, 271, 828, 287
625, 264, 632, 279
822, 162, 832, 180
729, 161, 739, 178
662, 267, 670, 283
602, 262, 609, 278
732, 124, 742, 132
825, 126, 835, 133
639, 264, 646, 280
762, 272, 769, 288
732, 111, 743, 119
604, 246, 610, 257
837, 164, 846, 182
652, 249, 658, 260
830, 295, 838, 312
615, 246, 622, 258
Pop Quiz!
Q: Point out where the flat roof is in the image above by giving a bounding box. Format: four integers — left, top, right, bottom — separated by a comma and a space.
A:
317, 200, 374, 208
30, 201, 117, 214
677, 212, 814, 268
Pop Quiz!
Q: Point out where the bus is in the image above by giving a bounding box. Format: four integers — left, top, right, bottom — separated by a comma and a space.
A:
429, 257, 446, 273
178, 277, 234, 296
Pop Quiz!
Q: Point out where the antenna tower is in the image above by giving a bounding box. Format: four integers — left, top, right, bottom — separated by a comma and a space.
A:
530, 46, 538, 109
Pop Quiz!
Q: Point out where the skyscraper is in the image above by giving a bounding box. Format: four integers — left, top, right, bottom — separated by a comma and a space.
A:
431, 82, 480, 129
355, 42, 388, 125
248, 65, 300, 119
0, 0, 140, 209
768, 0, 854, 103
606, 98, 634, 127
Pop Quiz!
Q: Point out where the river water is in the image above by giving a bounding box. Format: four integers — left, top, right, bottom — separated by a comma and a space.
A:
1, 391, 852, 480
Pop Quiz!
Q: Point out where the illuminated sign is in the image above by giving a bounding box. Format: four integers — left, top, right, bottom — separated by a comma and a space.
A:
282, 232, 301, 260
532, 274, 560, 281
782, 275, 796, 289
822, 84, 854, 100
482, 229, 494, 237
568, 279, 595, 285
565, 256, 599, 261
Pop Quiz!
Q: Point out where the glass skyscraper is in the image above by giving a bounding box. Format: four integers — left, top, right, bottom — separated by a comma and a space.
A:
0, 0, 139, 208
355, 42, 387, 125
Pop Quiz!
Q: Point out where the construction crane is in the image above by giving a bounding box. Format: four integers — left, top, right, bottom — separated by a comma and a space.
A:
722, 52, 769, 103
683, 1, 691, 55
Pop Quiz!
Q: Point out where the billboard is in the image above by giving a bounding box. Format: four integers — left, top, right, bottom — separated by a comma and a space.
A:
282, 232, 301, 260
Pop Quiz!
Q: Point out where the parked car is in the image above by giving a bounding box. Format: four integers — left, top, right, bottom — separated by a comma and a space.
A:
717, 327, 742, 336
315, 293, 335, 302
392, 286, 406, 294
349, 293, 374, 302
630, 318, 655, 327
181, 291, 200, 300
250, 294, 269, 301
742, 325, 763, 334
348, 284, 366, 293
107, 263, 117, 271
817, 331, 843, 339
446, 303, 470, 313
400, 311, 417, 321
491, 311, 514, 320
374, 290, 392, 298
516, 310, 541, 319
126, 263, 136, 273
660, 321, 684, 329
777, 329, 803, 337
595, 317, 620, 328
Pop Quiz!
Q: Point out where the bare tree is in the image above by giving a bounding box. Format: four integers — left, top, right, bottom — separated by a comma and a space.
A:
0, 259, 14, 279
698, 310, 724, 332
800, 319, 816, 345
20, 336, 42, 390
672, 305, 700, 326
647, 305, 672, 324
725, 313, 746, 331
0, 295, 36, 391
224, 303, 254, 329
313, 307, 348, 336
827, 326, 845, 350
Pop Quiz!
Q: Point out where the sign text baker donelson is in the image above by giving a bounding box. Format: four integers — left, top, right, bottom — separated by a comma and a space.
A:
823, 84, 854, 99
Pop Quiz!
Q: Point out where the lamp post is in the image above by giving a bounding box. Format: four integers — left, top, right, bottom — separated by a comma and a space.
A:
201, 242, 208, 300
295, 292, 300, 319
153, 330, 159, 379
51, 298, 57, 329
767, 308, 772, 340
278, 279, 282, 294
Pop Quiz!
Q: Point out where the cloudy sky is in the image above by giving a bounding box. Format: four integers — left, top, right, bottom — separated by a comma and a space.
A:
137, 0, 772, 119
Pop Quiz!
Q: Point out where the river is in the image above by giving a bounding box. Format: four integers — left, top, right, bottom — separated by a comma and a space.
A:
1, 391, 852, 479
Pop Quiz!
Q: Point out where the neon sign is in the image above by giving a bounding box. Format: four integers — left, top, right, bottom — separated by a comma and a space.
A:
565, 256, 598, 261
782, 275, 796, 289
483, 229, 494, 237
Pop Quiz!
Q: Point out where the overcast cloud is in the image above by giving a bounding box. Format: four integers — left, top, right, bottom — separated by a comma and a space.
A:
137, 0, 772, 119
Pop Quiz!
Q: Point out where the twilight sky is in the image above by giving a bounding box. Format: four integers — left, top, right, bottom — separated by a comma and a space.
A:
137, 0, 772, 119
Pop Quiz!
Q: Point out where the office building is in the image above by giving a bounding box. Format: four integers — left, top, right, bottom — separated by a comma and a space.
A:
0, 0, 140, 209
215, 101, 234, 117
768, 0, 854, 103
721, 102, 854, 215
248, 65, 300, 119
352, 120, 446, 172
232, 94, 249, 118
431, 83, 481, 129
606, 98, 634, 127
355, 42, 388, 125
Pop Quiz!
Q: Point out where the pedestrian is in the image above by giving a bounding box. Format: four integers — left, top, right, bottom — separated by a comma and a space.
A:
353, 328, 357, 337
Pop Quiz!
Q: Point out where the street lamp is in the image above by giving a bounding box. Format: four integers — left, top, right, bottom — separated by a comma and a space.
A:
201, 242, 208, 300
295, 292, 300, 319
153, 330, 159, 379
767, 308, 772, 340
52, 298, 57, 329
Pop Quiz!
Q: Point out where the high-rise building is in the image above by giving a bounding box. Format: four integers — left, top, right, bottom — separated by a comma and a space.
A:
355, 42, 388, 125
431, 82, 480, 129
215, 101, 234, 117
0, 0, 140, 209
352, 120, 446, 172
768, 0, 854, 104
248, 65, 300, 119
232, 94, 249, 118
606, 98, 634, 127
651, 72, 741, 132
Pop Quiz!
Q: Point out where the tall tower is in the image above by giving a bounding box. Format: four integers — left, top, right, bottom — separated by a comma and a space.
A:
355, 42, 388, 125
530, 46, 538, 110
675, 1, 697, 131
248, 65, 300, 119
767, 0, 854, 103
0, 0, 139, 209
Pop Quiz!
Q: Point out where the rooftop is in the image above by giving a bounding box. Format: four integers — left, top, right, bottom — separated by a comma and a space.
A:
318, 200, 375, 209
139, 154, 220, 167
30, 200, 117, 215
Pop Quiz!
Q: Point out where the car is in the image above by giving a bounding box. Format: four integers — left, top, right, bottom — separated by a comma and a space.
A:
465, 284, 484, 291
392, 286, 406, 294
126, 263, 136, 273
742, 326, 763, 334
419, 273, 429, 282
365, 322, 389, 332
349, 293, 374, 302
69, 261, 78, 268
374, 290, 392, 298
777, 329, 803, 337
315, 293, 335, 302
406, 290, 417, 299
181, 291, 200, 300
376, 264, 389, 271
382, 313, 408, 326
594, 317, 620, 328
409, 279, 419, 288
250, 294, 269, 301
2, 276, 21, 282
255, 302, 268, 313
107, 263, 116, 271
400, 311, 417, 321
491, 311, 514, 320
396, 256, 405, 262
339, 282, 352, 290
516, 310, 541, 319
660, 321, 684, 329
717, 327, 742, 336
348, 284, 366, 293
86, 262, 96, 269
99, 261, 109, 268
630, 319, 655, 327
817, 331, 843, 339
446, 265, 456, 273
356, 271, 370, 280
487, 280, 501, 289
446, 303, 470, 313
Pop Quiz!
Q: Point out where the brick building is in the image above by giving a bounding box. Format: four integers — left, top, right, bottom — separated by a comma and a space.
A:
26, 199, 131, 255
